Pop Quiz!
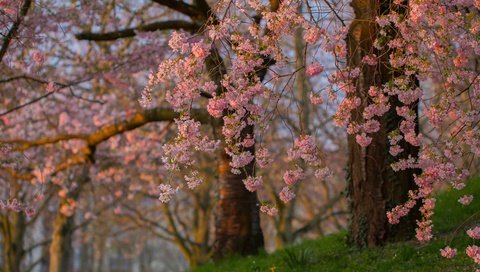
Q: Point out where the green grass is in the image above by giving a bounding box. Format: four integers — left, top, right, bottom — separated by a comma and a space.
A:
194, 178, 480, 272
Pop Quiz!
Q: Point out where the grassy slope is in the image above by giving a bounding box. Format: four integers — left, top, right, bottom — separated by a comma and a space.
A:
194, 178, 479, 272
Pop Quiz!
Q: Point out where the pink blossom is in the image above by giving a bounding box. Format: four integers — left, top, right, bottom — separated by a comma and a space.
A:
283, 167, 304, 186
315, 167, 332, 179
256, 148, 273, 168
168, 31, 188, 52
185, 171, 203, 189
46, 82, 55, 92
440, 246, 457, 259
306, 62, 324, 76
207, 98, 227, 118
304, 27, 323, 44
363, 119, 381, 133
356, 133, 372, 147
362, 54, 378, 65
389, 145, 403, 156
33, 193, 45, 202
24, 207, 35, 218
279, 187, 295, 203
260, 205, 278, 216
191, 41, 210, 59
467, 226, 480, 240
415, 220, 433, 242
466, 245, 480, 264
230, 151, 254, 169
242, 136, 255, 148
158, 184, 177, 203
458, 195, 474, 205
32, 51, 45, 64
288, 135, 318, 164
309, 92, 324, 105
243, 176, 263, 192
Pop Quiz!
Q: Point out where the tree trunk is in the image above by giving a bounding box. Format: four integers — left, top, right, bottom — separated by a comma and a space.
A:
48, 209, 74, 272
1, 212, 25, 272
346, 0, 420, 247
49, 169, 89, 272
212, 124, 264, 258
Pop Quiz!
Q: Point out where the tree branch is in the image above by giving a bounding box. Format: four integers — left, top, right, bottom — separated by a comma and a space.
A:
75, 20, 197, 41
2, 107, 211, 151
151, 0, 200, 18
0, 0, 33, 62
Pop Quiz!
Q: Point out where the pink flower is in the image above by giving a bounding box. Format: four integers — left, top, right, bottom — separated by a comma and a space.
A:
158, 184, 177, 203
260, 205, 278, 216
309, 92, 324, 105
362, 54, 378, 65
363, 119, 381, 133
288, 135, 318, 164
230, 151, 254, 169
46, 82, 55, 92
283, 167, 304, 186
389, 145, 403, 156
242, 136, 255, 148
207, 98, 227, 118
32, 51, 45, 64
191, 42, 210, 59
243, 176, 263, 192
256, 148, 273, 168
168, 31, 188, 52
185, 171, 203, 189
304, 27, 323, 44
279, 187, 295, 203
458, 195, 473, 206
315, 167, 332, 179
24, 207, 36, 218
467, 226, 480, 240
306, 62, 324, 76
356, 133, 372, 147
440, 246, 457, 259
466, 245, 480, 264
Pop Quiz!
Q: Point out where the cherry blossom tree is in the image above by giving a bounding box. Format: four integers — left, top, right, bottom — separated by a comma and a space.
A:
1, 0, 480, 269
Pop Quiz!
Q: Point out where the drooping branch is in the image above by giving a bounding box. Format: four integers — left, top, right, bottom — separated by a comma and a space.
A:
0, 0, 33, 62
75, 20, 198, 41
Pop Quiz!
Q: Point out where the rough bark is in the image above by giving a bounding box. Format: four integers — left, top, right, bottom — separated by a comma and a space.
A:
346, 0, 420, 247
212, 124, 264, 259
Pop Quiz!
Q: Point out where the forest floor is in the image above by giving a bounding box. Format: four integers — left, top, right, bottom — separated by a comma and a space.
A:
194, 178, 480, 272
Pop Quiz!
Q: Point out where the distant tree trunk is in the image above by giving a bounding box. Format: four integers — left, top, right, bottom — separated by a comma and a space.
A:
49, 169, 89, 272
346, 0, 420, 247
1, 211, 25, 272
212, 124, 264, 259
48, 208, 74, 272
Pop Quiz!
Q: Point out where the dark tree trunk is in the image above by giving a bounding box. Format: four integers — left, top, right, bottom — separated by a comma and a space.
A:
346, 0, 420, 247
212, 124, 264, 259
1, 212, 25, 272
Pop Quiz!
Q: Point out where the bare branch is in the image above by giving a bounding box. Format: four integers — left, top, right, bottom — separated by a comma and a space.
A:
76, 20, 198, 41
151, 0, 200, 18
